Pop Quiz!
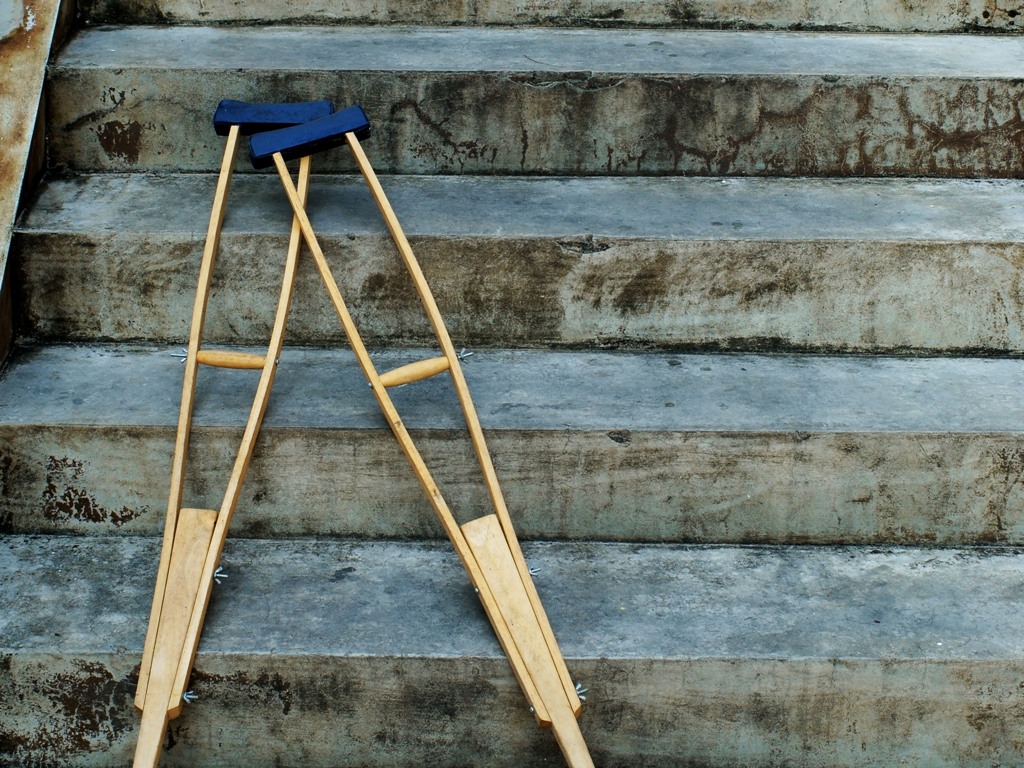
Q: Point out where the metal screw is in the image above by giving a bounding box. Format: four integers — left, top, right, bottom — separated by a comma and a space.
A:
214, 566, 228, 585
182, 690, 198, 704
170, 347, 188, 364
575, 682, 588, 701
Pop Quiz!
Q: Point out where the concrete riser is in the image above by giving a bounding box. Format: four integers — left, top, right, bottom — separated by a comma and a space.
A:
4, 425, 1024, 545
4, 653, 1023, 767
47, 70, 1024, 177
15, 234, 1024, 353
79, 0, 1013, 31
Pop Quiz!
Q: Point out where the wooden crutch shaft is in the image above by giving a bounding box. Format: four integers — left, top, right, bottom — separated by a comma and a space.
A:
270, 149, 592, 767
270, 154, 555, 725
134, 508, 217, 768
137, 153, 311, 745
169, 155, 313, 708
462, 515, 594, 768
136, 124, 242, 709
345, 133, 582, 715
136, 98, 332, 765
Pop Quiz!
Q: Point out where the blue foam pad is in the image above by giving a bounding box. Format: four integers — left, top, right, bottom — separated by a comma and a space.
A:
248, 105, 371, 169
213, 100, 335, 137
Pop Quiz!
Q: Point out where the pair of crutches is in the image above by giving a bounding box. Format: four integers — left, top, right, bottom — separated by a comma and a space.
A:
134, 100, 594, 768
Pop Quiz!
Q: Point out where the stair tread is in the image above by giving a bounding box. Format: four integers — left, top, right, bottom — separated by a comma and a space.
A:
3, 344, 1024, 433
4, 533, 1023, 660
20, 173, 1024, 243
56, 25, 1024, 77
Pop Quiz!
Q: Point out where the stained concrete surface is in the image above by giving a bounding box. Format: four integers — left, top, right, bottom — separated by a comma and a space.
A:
77, 0, 1014, 31
4, 536, 1024, 661
3, 345, 1024, 544
53, 26, 1024, 76
22, 174, 1024, 242
15, 175, 1024, 352
0, 0, 61, 358
3, 535, 1024, 766
46, 27, 1024, 176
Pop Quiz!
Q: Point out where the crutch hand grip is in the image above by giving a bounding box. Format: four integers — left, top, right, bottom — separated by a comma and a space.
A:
248, 104, 371, 168
213, 99, 335, 136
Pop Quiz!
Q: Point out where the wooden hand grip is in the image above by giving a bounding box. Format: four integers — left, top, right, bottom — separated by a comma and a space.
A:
377, 356, 450, 388
195, 349, 268, 370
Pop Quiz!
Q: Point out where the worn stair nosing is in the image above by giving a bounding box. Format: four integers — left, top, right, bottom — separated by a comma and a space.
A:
51, 26, 1024, 77
18, 174, 1024, 242
15, 174, 1024, 353
5, 534, 1023, 660
3, 344, 1024, 434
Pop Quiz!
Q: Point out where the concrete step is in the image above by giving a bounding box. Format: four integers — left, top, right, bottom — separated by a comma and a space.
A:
3, 343, 1024, 545
47, 25, 1024, 177
78, 0, 1016, 32
15, 173, 1024, 353
3, 533, 1024, 766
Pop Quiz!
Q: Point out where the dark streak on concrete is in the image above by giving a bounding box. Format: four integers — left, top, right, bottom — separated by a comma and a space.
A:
983, 445, 1024, 541
187, 667, 307, 717
0, 450, 14, 533
0, 658, 136, 766
42, 455, 144, 527
96, 120, 143, 163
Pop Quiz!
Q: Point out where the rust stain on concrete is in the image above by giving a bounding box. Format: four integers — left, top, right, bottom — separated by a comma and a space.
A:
96, 119, 144, 163
0, 657, 136, 765
42, 455, 144, 526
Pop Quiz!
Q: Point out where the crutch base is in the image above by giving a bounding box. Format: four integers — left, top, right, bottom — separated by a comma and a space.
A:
461, 514, 594, 768
135, 508, 217, 712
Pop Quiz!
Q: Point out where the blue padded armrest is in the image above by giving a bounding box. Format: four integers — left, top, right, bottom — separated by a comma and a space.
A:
213, 99, 335, 137
248, 105, 371, 169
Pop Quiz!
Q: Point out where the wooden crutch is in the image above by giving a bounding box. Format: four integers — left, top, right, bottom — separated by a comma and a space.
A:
250, 107, 595, 768
132, 99, 332, 768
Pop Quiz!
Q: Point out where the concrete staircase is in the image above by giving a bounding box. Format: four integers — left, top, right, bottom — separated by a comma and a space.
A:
4, 2, 1024, 765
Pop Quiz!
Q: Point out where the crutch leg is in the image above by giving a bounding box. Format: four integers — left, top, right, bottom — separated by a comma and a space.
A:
133, 100, 330, 768
252, 107, 594, 768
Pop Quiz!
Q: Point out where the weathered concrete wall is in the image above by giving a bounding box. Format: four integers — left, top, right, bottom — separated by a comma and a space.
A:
46, 27, 1024, 177
77, 0, 1019, 32
4, 345, 1024, 545
48, 72, 1024, 178
0, 0, 61, 362
7, 653, 1024, 767
5, 425, 1024, 545
15, 231, 1024, 354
